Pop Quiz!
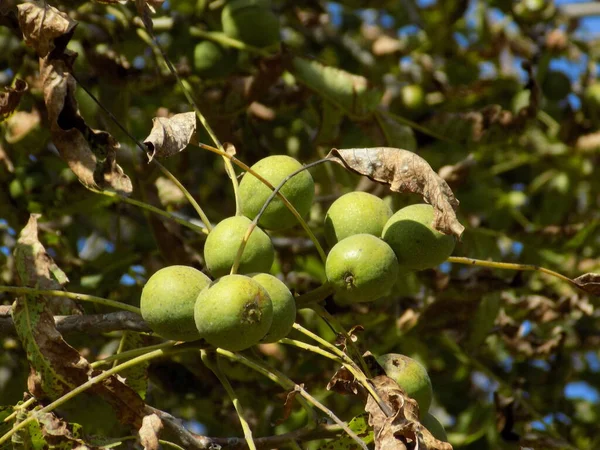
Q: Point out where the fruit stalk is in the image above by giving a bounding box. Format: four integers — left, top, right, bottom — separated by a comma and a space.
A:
201, 351, 257, 450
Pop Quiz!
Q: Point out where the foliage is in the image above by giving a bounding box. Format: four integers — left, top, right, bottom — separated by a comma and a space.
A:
1, 0, 600, 449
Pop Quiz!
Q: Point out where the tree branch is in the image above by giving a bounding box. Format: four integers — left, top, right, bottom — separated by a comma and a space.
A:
0, 307, 151, 336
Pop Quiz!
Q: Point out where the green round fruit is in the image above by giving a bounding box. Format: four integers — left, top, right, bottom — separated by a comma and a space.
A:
324, 192, 393, 247
193, 39, 237, 78
401, 84, 425, 110
326, 234, 399, 304
141, 265, 211, 341
585, 82, 600, 107
204, 216, 275, 278
251, 273, 296, 343
239, 155, 315, 230
194, 274, 273, 351
382, 204, 455, 271
377, 353, 433, 417
541, 70, 571, 102
422, 412, 448, 442
221, 0, 280, 48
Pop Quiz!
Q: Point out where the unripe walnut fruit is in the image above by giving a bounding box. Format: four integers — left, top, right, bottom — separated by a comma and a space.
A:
251, 273, 296, 343
382, 204, 455, 271
324, 191, 392, 247
204, 216, 274, 278
221, 0, 280, 48
141, 265, 211, 341
194, 274, 273, 351
377, 353, 433, 417
194, 39, 237, 78
326, 234, 399, 304
239, 155, 315, 230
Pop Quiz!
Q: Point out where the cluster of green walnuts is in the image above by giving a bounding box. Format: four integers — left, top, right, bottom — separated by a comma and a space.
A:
141, 154, 455, 351
140, 153, 454, 439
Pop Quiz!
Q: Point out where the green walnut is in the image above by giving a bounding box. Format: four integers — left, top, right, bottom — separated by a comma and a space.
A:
377, 353, 433, 417
250, 273, 296, 343
239, 155, 315, 230
194, 274, 273, 351
141, 265, 211, 341
401, 84, 426, 110
324, 191, 393, 247
194, 39, 237, 78
221, 0, 280, 48
422, 412, 448, 442
382, 204, 455, 271
326, 234, 399, 305
204, 216, 275, 278
541, 70, 571, 102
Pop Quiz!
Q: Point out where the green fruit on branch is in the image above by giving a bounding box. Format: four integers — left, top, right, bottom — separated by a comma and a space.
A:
401, 84, 425, 110
239, 155, 315, 230
141, 265, 211, 341
541, 70, 571, 102
376, 353, 433, 417
324, 191, 392, 247
204, 216, 275, 278
325, 234, 399, 304
194, 274, 273, 351
221, 0, 280, 48
251, 273, 296, 343
422, 412, 448, 442
382, 204, 455, 271
194, 39, 237, 78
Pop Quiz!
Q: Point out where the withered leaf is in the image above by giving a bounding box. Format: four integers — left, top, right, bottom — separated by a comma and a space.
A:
143, 112, 197, 160
12, 216, 146, 427
327, 365, 360, 396
37, 411, 94, 448
365, 376, 452, 450
17, 2, 76, 57
0, 79, 28, 122
573, 273, 600, 296
327, 147, 465, 238
14, 214, 79, 315
40, 57, 132, 194
139, 413, 163, 450
276, 387, 300, 425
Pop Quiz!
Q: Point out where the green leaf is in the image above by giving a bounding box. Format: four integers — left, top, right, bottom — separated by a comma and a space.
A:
376, 111, 417, 152
465, 292, 501, 351
113, 332, 151, 400
317, 413, 374, 449
290, 56, 382, 117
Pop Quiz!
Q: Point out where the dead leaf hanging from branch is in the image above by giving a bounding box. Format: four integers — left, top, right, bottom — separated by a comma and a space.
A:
573, 273, 600, 296
365, 376, 453, 450
326, 147, 465, 238
0, 79, 28, 122
17, 2, 132, 194
143, 112, 197, 160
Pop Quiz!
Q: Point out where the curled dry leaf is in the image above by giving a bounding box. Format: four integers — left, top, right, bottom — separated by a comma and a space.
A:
17, 2, 76, 57
143, 111, 197, 160
19, 1, 132, 194
36, 411, 90, 448
327, 365, 360, 396
573, 273, 600, 296
327, 147, 465, 238
139, 413, 163, 450
365, 376, 452, 450
0, 79, 28, 122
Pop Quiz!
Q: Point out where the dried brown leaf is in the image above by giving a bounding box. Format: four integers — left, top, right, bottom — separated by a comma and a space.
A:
12, 217, 146, 427
14, 214, 79, 315
37, 411, 95, 448
17, 2, 76, 57
573, 273, 600, 296
139, 413, 163, 450
40, 57, 132, 194
144, 112, 197, 160
365, 376, 452, 450
0, 79, 28, 122
327, 365, 360, 396
275, 388, 300, 425
327, 147, 464, 238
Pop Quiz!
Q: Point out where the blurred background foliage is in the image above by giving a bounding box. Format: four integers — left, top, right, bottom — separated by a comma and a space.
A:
1, 0, 600, 448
